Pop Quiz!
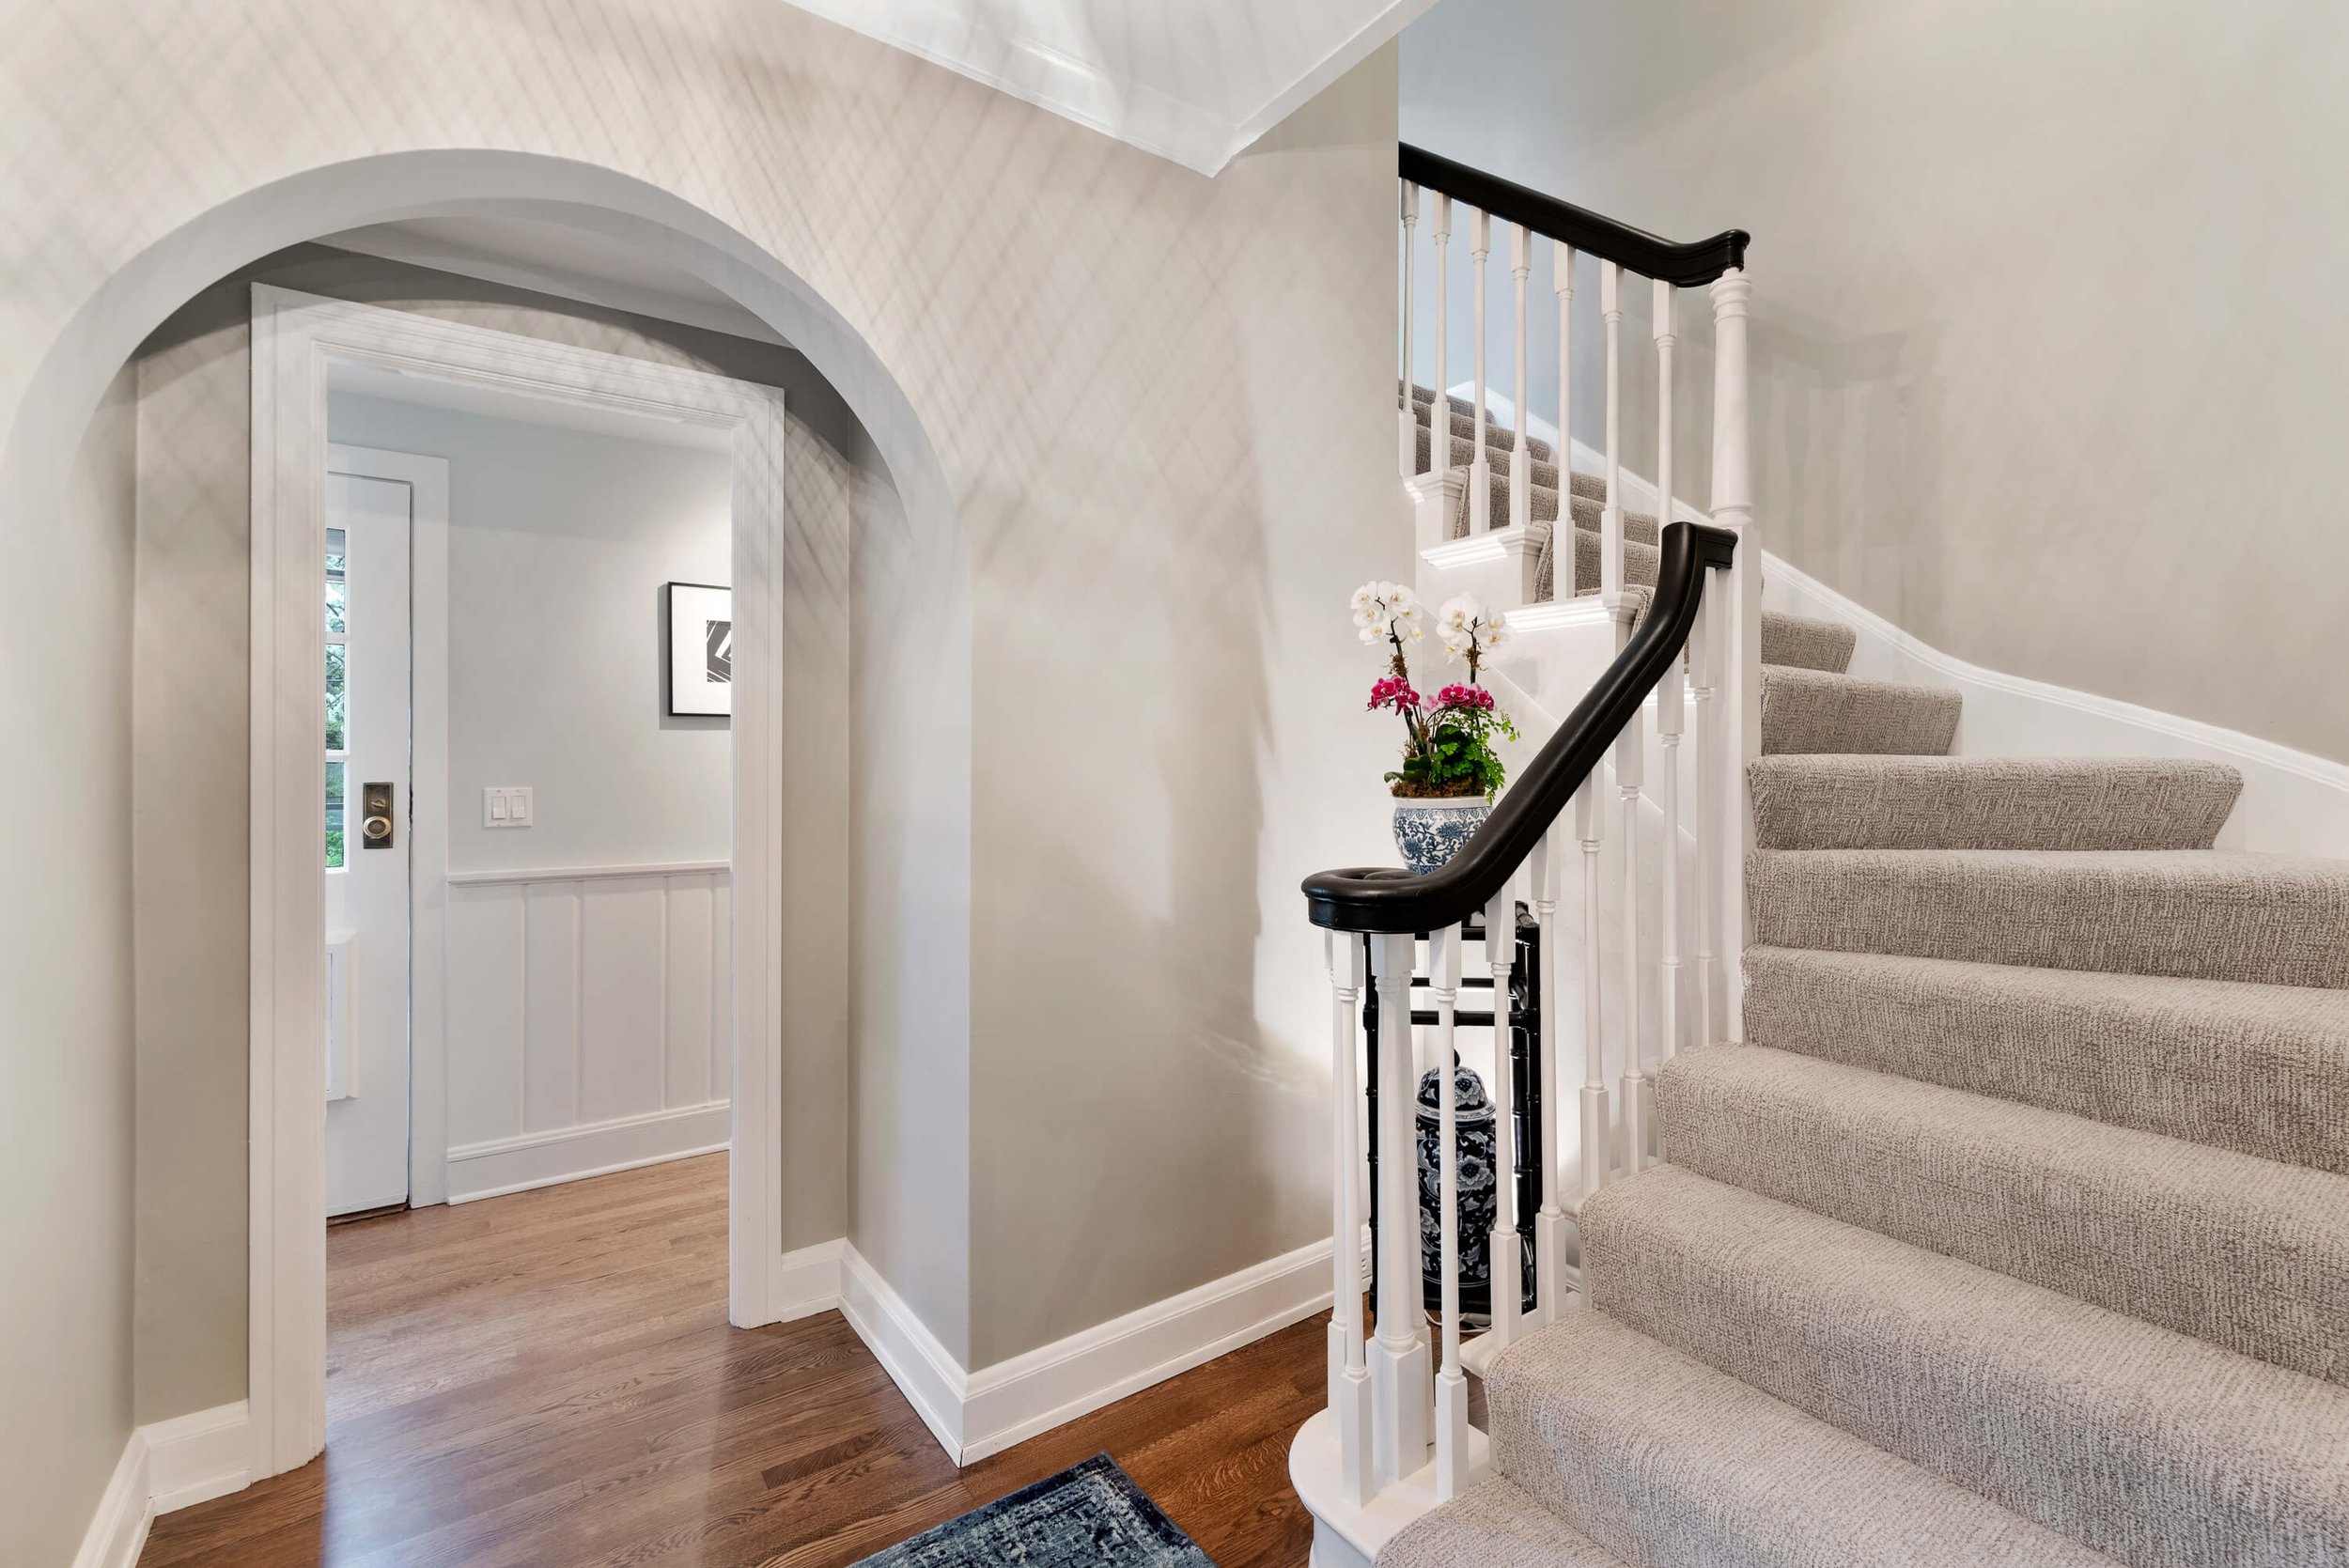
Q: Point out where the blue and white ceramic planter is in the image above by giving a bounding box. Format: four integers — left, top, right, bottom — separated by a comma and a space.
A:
1392, 795, 1490, 875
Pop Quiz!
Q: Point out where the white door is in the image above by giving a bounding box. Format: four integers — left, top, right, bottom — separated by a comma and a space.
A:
325, 470, 413, 1217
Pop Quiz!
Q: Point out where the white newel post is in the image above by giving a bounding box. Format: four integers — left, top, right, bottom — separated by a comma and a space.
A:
1327, 934, 1374, 1505
1530, 831, 1565, 1318
1429, 925, 1470, 1501
1468, 210, 1493, 535
1484, 884, 1520, 1349
1411, 197, 1468, 552
1575, 778, 1610, 1204
1369, 930, 1430, 1485
1708, 268, 1758, 1044
1400, 182, 1420, 479
1509, 225, 1532, 531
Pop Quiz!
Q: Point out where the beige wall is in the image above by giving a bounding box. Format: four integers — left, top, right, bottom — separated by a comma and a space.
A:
124, 250, 885, 1422
0, 369, 137, 1567
4, 9, 1405, 1540
1403, 0, 2349, 761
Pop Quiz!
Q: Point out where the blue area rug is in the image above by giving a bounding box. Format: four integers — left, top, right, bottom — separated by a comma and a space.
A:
853, 1452, 1215, 1567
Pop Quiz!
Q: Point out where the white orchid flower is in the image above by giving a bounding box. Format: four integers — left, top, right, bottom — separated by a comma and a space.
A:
1350, 580, 1425, 643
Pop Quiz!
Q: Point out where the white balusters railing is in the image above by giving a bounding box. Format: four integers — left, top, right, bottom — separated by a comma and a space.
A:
1398, 183, 1420, 479
1299, 149, 1751, 1562
1468, 210, 1492, 535
1509, 225, 1532, 532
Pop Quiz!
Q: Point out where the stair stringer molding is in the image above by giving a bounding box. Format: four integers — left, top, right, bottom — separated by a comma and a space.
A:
1440, 385, 2349, 862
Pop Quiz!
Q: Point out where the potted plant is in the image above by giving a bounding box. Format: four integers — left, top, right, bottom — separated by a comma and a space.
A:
1351, 582, 1517, 874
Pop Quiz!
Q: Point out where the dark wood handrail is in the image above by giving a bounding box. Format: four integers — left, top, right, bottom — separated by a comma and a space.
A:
1400, 144, 1749, 288
1302, 521, 1737, 935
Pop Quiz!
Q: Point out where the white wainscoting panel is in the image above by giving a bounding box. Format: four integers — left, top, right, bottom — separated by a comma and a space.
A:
443, 862, 730, 1201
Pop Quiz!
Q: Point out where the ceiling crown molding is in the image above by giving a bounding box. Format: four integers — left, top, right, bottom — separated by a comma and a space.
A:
784, 0, 1436, 175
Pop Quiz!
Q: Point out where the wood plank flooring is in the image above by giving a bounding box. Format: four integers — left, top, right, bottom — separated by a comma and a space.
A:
140, 1155, 1325, 1567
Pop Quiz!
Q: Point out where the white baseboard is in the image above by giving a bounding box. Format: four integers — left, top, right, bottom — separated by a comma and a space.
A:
773, 1237, 847, 1324
958, 1237, 1335, 1461
71, 1401, 254, 1568
445, 1101, 729, 1203
839, 1247, 969, 1459
70, 1435, 149, 1568
831, 1236, 1338, 1466
144, 1399, 253, 1514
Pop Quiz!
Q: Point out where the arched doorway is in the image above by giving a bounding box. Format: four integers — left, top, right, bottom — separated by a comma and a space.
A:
0, 151, 972, 1485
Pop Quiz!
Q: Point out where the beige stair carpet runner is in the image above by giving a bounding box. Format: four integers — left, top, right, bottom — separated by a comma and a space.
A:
1379, 394, 2349, 1567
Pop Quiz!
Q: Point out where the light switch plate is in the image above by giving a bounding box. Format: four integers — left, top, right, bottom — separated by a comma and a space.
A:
483, 786, 534, 828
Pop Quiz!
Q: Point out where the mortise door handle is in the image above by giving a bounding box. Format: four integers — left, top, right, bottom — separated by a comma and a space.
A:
362, 782, 396, 849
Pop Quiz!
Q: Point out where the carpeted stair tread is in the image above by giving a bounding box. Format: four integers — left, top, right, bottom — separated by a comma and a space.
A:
1412, 427, 1610, 505
1749, 847, 2349, 987
1748, 754, 2242, 850
1760, 611, 1856, 673
1568, 527, 1661, 596
1760, 666, 1962, 756
1742, 946, 2349, 1174
1409, 389, 1555, 462
1582, 1165, 2349, 1568
1658, 1045, 2349, 1382
1379, 1476, 1629, 1568
1475, 1311, 2118, 1568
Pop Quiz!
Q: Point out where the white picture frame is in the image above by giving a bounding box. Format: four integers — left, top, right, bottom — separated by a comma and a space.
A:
666, 581, 733, 717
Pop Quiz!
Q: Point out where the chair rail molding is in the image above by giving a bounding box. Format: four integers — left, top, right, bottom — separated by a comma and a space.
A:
248, 286, 822, 1486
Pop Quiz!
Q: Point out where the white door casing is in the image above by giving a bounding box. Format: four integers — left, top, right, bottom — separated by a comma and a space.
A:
323, 469, 414, 1216
250, 286, 799, 1482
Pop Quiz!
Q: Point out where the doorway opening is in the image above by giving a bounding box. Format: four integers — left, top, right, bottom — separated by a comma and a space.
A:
251, 282, 801, 1472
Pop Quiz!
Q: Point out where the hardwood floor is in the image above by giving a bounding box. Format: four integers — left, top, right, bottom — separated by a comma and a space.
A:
140, 1156, 1325, 1567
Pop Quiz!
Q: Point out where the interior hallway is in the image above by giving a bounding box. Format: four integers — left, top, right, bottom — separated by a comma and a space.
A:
135, 1156, 1323, 1566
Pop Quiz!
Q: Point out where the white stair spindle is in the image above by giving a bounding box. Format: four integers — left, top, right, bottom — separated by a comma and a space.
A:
1691, 580, 1721, 1049
1509, 224, 1532, 531
1430, 924, 1470, 1501
1326, 934, 1374, 1505
1469, 210, 1493, 533
1484, 883, 1520, 1349
1709, 268, 1759, 1044
1653, 278, 1677, 536
1431, 198, 1453, 489
1369, 930, 1429, 1483
1529, 831, 1565, 1320
1400, 183, 1421, 479
1575, 778, 1609, 1206
1600, 262, 1625, 607
1617, 680, 1649, 1174
1657, 647, 1686, 1074
1550, 241, 1575, 604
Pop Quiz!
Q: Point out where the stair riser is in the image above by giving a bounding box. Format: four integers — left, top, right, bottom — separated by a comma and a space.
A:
1759, 614, 1856, 674
1760, 669, 1960, 756
1583, 1170, 2349, 1568
1742, 947, 2349, 1174
1486, 1315, 2113, 1567
1659, 1049, 2349, 1384
1748, 758, 2241, 850
1750, 849, 2349, 986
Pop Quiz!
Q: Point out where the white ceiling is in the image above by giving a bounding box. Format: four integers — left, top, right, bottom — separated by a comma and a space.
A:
326, 358, 737, 454
782, 0, 1434, 173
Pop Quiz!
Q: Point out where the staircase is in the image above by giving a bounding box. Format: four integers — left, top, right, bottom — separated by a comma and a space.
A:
1379, 581, 2349, 1566
1295, 144, 2349, 1568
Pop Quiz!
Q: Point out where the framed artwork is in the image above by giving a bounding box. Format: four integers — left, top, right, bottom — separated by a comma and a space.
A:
665, 581, 733, 718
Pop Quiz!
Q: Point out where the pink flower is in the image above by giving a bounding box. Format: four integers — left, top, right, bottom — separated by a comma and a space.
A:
1368, 676, 1422, 712
1435, 684, 1495, 711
